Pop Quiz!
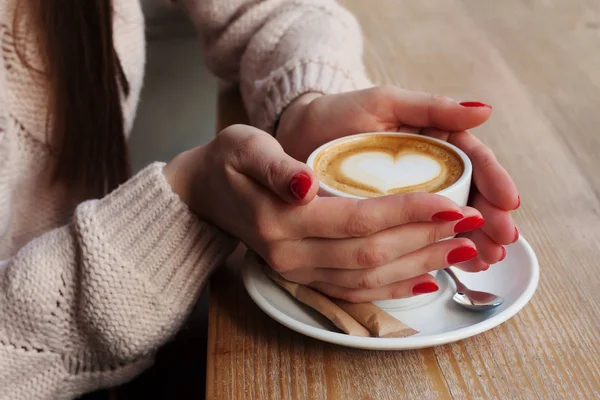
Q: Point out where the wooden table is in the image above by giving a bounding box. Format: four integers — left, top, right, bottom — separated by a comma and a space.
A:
207, 1, 600, 398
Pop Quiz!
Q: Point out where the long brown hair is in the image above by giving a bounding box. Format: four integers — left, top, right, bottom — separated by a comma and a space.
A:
20, 0, 130, 199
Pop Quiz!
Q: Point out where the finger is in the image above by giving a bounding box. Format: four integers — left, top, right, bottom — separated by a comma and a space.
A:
309, 274, 439, 303
362, 86, 492, 131
448, 131, 519, 210
420, 127, 450, 142
223, 124, 319, 205
311, 237, 477, 289
460, 229, 505, 264
293, 192, 464, 239
289, 207, 482, 270
456, 257, 490, 273
471, 192, 516, 245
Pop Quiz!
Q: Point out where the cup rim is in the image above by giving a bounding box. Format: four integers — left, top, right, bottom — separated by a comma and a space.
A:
305, 132, 473, 199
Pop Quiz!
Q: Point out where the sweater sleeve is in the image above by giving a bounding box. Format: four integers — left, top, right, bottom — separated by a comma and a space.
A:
175, 0, 373, 132
0, 162, 238, 400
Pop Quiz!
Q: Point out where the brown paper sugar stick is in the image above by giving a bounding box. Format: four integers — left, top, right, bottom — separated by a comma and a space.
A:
260, 265, 371, 337
331, 299, 419, 338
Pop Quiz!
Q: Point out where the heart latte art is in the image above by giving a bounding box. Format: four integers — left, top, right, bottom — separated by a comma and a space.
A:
313, 135, 464, 198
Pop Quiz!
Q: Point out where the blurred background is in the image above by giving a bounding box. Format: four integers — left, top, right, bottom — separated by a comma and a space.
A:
130, 1, 217, 172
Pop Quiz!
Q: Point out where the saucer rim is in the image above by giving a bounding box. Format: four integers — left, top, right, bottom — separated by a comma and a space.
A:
242, 236, 539, 350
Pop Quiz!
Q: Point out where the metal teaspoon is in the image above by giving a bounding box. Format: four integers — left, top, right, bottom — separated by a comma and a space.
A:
443, 268, 504, 311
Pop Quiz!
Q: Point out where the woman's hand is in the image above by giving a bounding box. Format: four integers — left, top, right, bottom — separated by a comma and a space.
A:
277, 87, 519, 271
164, 124, 485, 302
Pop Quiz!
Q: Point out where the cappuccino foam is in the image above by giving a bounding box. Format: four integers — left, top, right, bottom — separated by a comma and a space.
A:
313, 135, 464, 198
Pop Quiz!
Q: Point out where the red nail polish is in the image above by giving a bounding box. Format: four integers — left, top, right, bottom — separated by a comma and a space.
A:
413, 281, 439, 295
289, 172, 312, 200
432, 211, 464, 222
447, 246, 478, 264
460, 101, 492, 108
513, 227, 519, 243
454, 216, 485, 233
499, 246, 507, 262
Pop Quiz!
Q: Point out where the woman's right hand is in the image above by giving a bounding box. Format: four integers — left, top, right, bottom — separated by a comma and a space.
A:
164, 125, 484, 303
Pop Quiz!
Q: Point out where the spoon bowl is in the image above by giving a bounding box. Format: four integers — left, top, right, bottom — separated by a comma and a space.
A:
444, 268, 504, 311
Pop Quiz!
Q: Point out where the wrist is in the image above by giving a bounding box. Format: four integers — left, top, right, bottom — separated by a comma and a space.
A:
163, 145, 206, 209
276, 92, 322, 136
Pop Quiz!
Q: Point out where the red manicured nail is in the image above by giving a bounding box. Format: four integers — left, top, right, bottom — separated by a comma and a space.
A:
460, 101, 492, 108
289, 172, 312, 200
499, 246, 507, 262
413, 281, 439, 295
513, 227, 519, 243
447, 246, 478, 264
432, 211, 464, 222
453, 216, 485, 233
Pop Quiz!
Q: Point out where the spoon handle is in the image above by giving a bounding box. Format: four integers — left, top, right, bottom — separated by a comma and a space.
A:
443, 268, 467, 292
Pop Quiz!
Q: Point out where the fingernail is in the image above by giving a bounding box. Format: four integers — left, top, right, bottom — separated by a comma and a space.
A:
513, 227, 519, 243
454, 216, 485, 233
499, 246, 507, 262
447, 246, 478, 264
481, 263, 490, 271
460, 101, 492, 109
432, 211, 464, 222
413, 281, 439, 295
289, 172, 312, 200
515, 195, 521, 209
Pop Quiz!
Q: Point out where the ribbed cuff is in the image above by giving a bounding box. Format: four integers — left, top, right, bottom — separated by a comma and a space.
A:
247, 60, 373, 133
75, 162, 238, 308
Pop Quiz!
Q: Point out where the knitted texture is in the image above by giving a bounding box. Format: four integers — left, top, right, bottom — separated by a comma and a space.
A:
0, 0, 370, 398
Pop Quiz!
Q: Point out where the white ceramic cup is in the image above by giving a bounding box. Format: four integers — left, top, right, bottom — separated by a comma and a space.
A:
306, 132, 472, 310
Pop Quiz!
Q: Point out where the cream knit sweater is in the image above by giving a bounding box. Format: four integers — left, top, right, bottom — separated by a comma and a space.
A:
0, 0, 369, 399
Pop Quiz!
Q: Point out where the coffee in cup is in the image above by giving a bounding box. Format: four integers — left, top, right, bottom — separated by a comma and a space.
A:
306, 132, 472, 310
312, 134, 464, 198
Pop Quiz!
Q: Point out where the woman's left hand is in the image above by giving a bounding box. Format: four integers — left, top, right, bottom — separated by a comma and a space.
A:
276, 86, 520, 270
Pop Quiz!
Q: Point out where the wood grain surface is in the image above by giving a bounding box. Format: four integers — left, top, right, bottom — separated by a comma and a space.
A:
207, 1, 600, 399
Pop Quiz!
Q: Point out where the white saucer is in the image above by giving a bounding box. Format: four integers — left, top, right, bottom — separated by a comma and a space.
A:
242, 236, 539, 350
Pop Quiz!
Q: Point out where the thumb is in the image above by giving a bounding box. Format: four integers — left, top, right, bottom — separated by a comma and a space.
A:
360, 86, 493, 132
230, 126, 318, 205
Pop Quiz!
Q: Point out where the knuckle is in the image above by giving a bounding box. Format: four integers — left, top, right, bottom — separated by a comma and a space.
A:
402, 204, 420, 223
390, 284, 406, 299
355, 241, 388, 269
254, 217, 278, 241
231, 133, 264, 164
471, 144, 497, 168
264, 159, 287, 188
345, 204, 376, 237
252, 204, 286, 242
426, 224, 443, 244
281, 269, 312, 285
428, 92, 448, 105
230, 143, 251, 167
239, 133, 264, 152
340, 273, 357, 289
219, 123, 246, 137
426, 93, 448, 123
417, 261, 433, 276
398, 193, 427, 222
357, 270, 384, 290
419, 252, 439, 275
264, 247, 292, 273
